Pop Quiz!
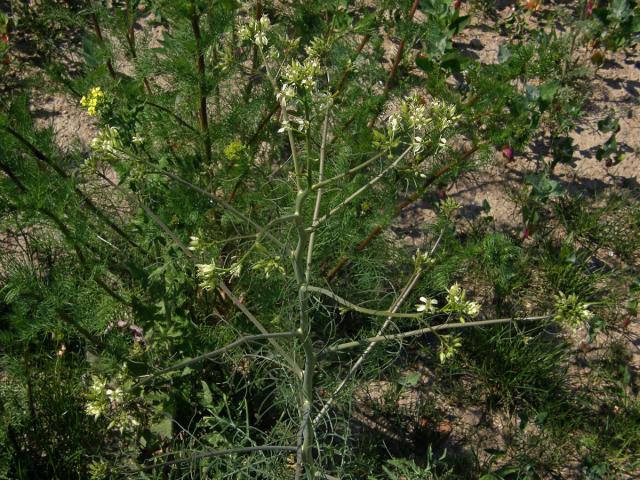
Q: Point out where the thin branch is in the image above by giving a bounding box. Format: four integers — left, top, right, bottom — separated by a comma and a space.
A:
305, 107, 331, 283
328, 315, 553, 352
135, 332, 296, 387
325, 144, 479, 281
190, 5, 212, 163
144, 101, 198, 133
303, 285, 422, 319
366, 0, 420, 129
314, 232, 444, 424
157, 169, 286, 251
257, 45, 303, 189
310, 151, 384, 191
311, 147, 411, 229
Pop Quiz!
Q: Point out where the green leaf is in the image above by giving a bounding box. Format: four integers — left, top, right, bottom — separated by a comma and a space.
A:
201, 380, 213, 407
440, 51, 470, 73
448, 15, 470, 35
597, 115, 619, 133
552, 136, 574, 165
497, 44, 511, 64
399, 372, 421, 386
538, 82, 560, 110
416, 54, 437, 73
151, 417, 173, 439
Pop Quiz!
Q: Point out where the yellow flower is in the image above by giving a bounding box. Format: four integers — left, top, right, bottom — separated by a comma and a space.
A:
80, 87, 105, 116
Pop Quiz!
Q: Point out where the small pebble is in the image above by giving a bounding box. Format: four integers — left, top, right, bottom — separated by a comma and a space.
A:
470, 38, 483, 50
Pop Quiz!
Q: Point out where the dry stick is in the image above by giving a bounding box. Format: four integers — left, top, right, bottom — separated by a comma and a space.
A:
190, 5, 212, 164
329, 315, 553, 352
4, 126, 143, 252
325, 145, 479, 282
126, 445, 297, 473
123, 0, 152, 94
314, 232, 442, 425
99, 173, 302, 376
242, 0, 263, 102
333, 34, 371, 98
136, 332, 296, 387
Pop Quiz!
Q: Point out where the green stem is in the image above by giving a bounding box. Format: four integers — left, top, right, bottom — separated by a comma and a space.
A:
303, 286, 422, 319
328, 315, 552, 352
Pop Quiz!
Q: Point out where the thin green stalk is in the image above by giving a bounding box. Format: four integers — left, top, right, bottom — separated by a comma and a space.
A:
328, 315, 553, 352
303, 285, 422, 319
311, 151, 384, 191
4, 126, 143, 252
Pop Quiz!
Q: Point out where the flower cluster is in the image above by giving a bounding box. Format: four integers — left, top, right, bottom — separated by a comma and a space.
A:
196, 261, 219, 291
252, 256, 285, 279
281, 57, 321, 91
238, 15, 271, 47
90, 126, 122, 160
382, 95, 460, 154
85, 374, 139, 432
81, 86, 105, 116
442, 283, 481, 321
276, 56, 322, 134
438, 334, 462, 363
554, 292, 593, 328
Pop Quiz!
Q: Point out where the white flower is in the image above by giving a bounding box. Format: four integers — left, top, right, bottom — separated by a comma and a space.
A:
188, 236, 201, 251
277, 119, 291, 134
388, 113, 401, 133
196, 262, 218, 290
254, 31, 268, 47
277, 83, 296, 103
444, 283, 481, 320
464, 301, 480, 317
85, 401, 104, 419
259, 15, 271, 31
412, 136, 424, 153
238, 25, 251, 41
106, 387, 123, 404
554, 292, 593, 328
416, 296, 438, 313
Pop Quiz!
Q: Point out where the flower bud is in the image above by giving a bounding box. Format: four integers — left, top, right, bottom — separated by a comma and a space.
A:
502, 144, 514, 162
